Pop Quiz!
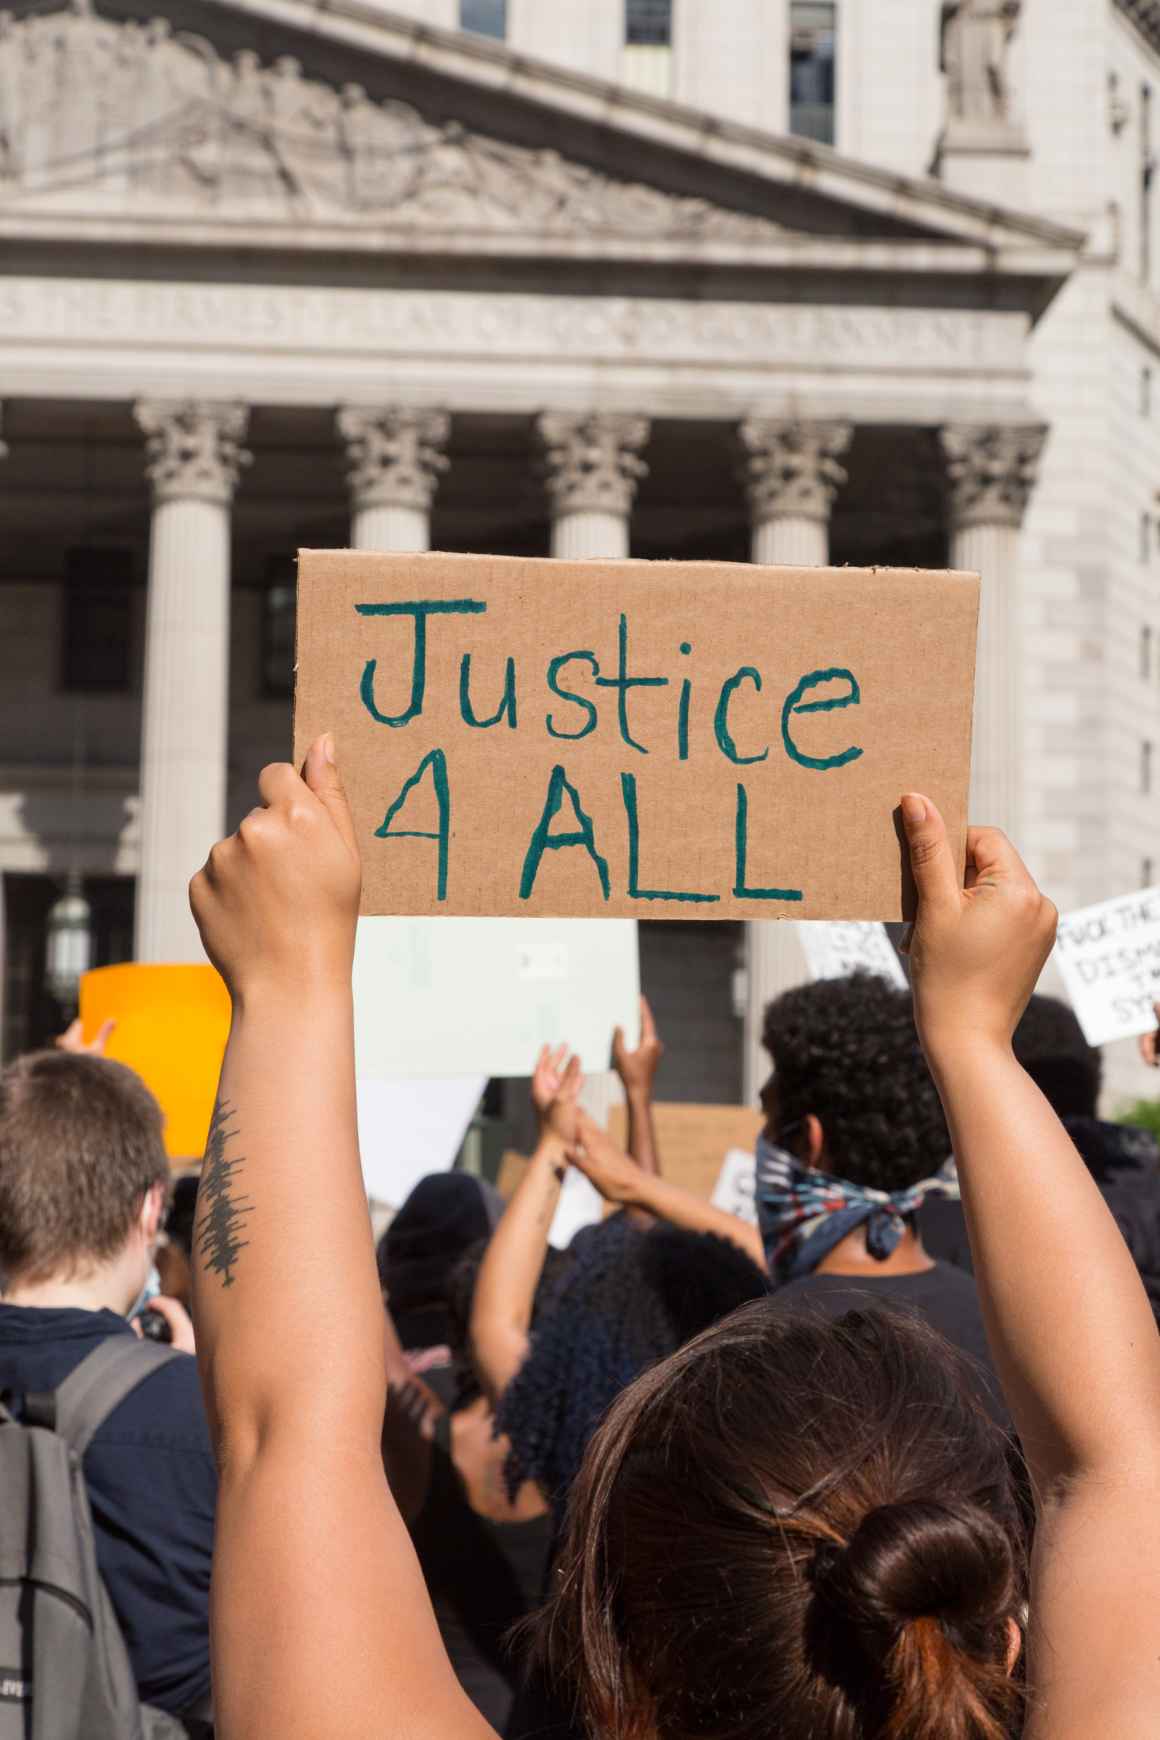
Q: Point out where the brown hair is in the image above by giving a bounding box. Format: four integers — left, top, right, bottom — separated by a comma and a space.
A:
538, 1301, 1022, 1740
0, 1051, 168, 1284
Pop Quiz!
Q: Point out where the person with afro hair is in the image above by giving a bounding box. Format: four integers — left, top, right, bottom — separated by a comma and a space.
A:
470, 1042, 768, 1521
756, 971, 1001, 1410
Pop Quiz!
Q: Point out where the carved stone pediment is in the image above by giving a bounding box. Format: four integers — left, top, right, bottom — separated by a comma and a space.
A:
0, 0, 786, 240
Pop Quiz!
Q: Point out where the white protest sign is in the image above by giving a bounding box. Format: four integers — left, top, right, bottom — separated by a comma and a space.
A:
710, 1148, 758, 1226
355, 1076, 485, 1207
353, 916, 639, 1080
1053, 888, 1160, 1046
548, 1166, 606, 1249
797, 922, 907, 990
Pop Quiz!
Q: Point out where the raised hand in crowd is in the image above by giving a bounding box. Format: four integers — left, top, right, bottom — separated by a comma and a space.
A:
530, 1042, 583, 1142
468, 1050, 584, 1407
185, 749, 1160, 1740
55, 1015, 116, 1055
900, 793, 1160, 1739
188, 738, 496, 1740
566, 1108, 763, 1265
611, 993, 663, 1176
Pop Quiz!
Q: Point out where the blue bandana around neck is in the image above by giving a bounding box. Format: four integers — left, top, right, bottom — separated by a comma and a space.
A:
754, 1133, 960, 1285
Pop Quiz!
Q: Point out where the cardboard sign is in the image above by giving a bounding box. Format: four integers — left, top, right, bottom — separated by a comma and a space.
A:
606, 1101, 764, 1201
1053, 889, 1160, 1046
294, 552, 978, 921
798, 921, 907, 990
352, 914, 638, 1079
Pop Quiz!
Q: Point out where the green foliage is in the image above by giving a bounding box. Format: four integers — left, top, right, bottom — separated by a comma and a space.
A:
1120, 1099, 1160, 1143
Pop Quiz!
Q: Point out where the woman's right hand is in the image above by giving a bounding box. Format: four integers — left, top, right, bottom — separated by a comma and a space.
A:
899, 792, 1057, 1059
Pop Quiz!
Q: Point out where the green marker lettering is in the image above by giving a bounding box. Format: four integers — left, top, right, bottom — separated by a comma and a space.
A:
733, 783, 803, 903
781, 667, 863, 771
357, 599, 485, 727
374, 748, 452, 902
520, 764, 610, 901
546, 652, 599, 740
714, 667, 769, 766
621, 773, 718, 904
595, 613, 668, 754
459, 653, 517, 729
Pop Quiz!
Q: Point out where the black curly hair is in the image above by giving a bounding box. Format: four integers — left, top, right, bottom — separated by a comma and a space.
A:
442, 1236, 571, 1410
1011, 993, 1102, 1121
495, 1212, 768, 1514
761, 972, 949, 1193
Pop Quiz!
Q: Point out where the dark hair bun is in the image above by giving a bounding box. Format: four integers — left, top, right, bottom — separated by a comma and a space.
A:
810, 1499, 1015, 1655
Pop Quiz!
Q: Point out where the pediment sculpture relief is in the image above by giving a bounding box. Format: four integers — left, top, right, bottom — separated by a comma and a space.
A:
0, 0, 785, 238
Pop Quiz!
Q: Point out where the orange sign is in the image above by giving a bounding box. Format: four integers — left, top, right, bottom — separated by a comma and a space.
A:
79, 964, 230, 1162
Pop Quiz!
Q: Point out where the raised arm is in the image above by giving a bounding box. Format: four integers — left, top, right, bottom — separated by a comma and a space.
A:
189, 742, 496, 1740
567, 1109, 766, 1269
901, 795, 1160, 1739
469, 1049, 581, 1405
612, 995, 664, 1178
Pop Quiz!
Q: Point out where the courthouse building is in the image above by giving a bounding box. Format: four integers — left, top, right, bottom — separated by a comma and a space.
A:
0, 0, 1155, 1113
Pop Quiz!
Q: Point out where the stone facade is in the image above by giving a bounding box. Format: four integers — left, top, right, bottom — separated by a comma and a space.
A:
0, 0, 1152, 1113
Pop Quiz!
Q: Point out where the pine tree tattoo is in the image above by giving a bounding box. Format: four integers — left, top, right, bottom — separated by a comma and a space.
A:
197, 1097, 253, 1287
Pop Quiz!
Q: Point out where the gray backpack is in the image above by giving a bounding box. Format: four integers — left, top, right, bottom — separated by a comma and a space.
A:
0, 1336, 186, 1740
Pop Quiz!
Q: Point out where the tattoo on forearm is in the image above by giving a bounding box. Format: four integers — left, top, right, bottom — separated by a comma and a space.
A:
197, 1097, 253, 1287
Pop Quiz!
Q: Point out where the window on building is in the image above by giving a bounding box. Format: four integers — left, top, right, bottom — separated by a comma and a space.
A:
790, 1, 837, 146
261, 560, 296, 700
1144, 366, 1153, 416
1143, 739, 1154, 795
61, 547, 134, 693
459, 0, 506, 40
1143, 625, 1153, 681
1143, 83, 1154, 284
622, 0, 672, 96
1144, 857, 1156, 889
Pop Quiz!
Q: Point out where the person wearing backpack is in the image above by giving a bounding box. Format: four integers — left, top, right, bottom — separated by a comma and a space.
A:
0, 1051, 216, 1728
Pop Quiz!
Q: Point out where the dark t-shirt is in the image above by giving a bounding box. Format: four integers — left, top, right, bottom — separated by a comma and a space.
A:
772, 1263, 1005, 1420
0, 1303, 216, 1715
410, 1414, 554, 1735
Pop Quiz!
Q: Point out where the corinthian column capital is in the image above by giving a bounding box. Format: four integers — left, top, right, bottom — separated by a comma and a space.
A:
738, 419, 852, 525
336, 406, 450, 513
537, 412, 650, 518
939, 422, 1048, 530
135, 400, 250, 505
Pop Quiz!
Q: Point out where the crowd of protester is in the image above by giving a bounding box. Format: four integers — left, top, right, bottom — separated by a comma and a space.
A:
4, 741, 1160, 1737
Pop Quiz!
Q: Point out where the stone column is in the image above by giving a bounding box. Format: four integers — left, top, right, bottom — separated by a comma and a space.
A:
134, 400, 250, 963
337, 407, 450, 552
940, 423, 1048, 839
737, 418, 853, 1107
538, 411, 651, 1127
537, 412, 650, 561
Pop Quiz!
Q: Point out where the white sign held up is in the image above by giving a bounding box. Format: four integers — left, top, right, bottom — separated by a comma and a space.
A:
711, 1149, 759, 1226
797, 922, 907, 991
1053, 888, 1160, 1046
